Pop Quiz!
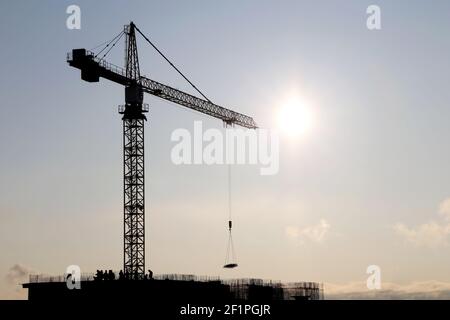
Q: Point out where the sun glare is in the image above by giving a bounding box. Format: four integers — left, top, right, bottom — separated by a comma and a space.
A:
277, 96, 314, 138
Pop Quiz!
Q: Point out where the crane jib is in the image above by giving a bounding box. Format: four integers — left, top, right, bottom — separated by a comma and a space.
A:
67, 48, 257, 129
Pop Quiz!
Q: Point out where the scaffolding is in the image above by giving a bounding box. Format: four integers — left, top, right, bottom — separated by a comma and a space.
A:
27, 273, 324, 300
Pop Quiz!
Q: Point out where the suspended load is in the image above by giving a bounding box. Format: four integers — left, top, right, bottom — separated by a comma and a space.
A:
224, 220, 238, 268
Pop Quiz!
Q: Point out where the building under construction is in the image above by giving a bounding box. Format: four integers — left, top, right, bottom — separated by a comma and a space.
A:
23, 273, 323, 301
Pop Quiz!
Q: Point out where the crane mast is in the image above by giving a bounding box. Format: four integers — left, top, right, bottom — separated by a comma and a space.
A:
67, 22, 257, 279
122, 23, 146, 279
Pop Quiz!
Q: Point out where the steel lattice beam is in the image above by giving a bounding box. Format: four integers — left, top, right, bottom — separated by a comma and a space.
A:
139, 76, 257, 129
123, 118, 145, 279
67, 50, 257, 129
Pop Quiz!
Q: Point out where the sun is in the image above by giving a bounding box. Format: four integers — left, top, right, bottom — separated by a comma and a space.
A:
277, 96, 314, 138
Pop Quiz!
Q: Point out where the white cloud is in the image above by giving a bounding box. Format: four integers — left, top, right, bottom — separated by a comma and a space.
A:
394, 198, 450, 248
325, 280, 450, 300
439, 198, 450, 221
285, 219, 330, 244
393, 222, 450, 248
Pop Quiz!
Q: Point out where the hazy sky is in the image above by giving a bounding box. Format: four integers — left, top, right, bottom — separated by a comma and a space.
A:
1, 0, 450, 299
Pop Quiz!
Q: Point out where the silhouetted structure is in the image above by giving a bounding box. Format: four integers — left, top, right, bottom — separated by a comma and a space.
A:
23, 273, 323, 301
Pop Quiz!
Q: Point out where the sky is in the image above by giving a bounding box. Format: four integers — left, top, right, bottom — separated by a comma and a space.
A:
1, 0, 450, 299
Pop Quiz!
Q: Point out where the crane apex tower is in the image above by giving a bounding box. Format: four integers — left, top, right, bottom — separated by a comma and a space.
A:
121, 22, 146, 279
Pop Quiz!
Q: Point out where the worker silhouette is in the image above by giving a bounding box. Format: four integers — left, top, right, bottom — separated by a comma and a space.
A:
94, 270, 103, 281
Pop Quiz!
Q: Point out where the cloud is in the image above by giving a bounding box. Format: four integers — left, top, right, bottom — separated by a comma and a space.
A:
325, 281, 450, 300
439, 198, 450, 221
393, 198, 450, 248
285, 219, 330, 244
393, 222, 450, 248
5, 264, 34, 285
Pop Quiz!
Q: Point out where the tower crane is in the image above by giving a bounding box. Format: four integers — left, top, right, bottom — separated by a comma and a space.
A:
67, 22, 257, 279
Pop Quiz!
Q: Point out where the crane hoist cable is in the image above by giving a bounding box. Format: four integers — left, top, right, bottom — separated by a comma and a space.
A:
134, 23, 241, 268
224, 125, 238, 269
135, 25, 240, 268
